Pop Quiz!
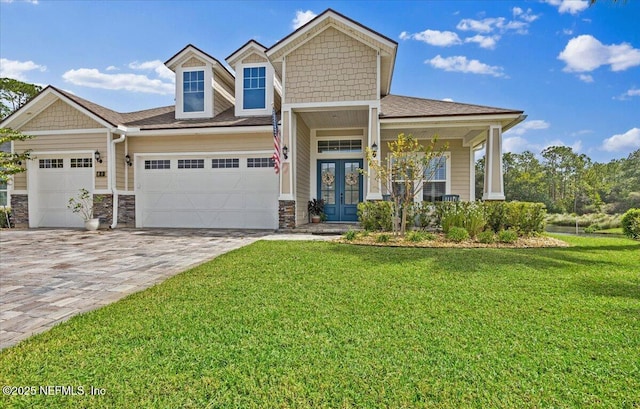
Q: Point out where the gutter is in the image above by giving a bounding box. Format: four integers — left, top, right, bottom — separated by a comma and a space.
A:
109, 128, 126, 229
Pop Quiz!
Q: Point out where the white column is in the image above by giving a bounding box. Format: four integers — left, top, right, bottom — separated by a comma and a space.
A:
482, 125, 505, 201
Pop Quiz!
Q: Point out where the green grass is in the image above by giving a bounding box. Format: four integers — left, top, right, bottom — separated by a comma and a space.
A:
1, 236, 639, 408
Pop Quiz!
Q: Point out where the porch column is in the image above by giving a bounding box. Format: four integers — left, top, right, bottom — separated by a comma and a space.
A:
482, 125, 505, 201
278, 109, 295, 228
366, 106, 383, 200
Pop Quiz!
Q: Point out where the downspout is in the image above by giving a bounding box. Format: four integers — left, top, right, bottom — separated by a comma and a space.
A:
110, 130, 126, 229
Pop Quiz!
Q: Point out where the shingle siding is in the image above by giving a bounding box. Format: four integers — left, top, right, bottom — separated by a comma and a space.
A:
21, 100, 102, 131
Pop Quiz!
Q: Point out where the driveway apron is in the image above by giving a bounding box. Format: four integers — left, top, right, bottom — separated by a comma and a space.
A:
0, 228, 267, 349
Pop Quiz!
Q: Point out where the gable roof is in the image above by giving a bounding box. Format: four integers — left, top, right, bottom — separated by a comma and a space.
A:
380, 94, 523, 119
225, 39, 268, 66
266, 8, 397, 96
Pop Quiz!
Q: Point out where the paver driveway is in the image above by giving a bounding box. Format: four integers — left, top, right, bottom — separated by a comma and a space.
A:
0, 228, 270, 349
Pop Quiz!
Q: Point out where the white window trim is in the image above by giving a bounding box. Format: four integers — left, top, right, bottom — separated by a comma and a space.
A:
175, 64, 213, 119
388, 151, 451, 203
235, 62, 273, 117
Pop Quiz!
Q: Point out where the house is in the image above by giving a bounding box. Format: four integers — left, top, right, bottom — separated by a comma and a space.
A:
0, 9, 524, 230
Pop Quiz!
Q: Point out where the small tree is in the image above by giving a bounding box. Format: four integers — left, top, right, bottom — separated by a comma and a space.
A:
362, 133, 448, 236
1, 78, 42, 120
0, 128, 32, 183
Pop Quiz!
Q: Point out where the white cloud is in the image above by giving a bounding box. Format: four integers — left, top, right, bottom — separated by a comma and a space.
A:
465, 35, 500, 49
456, 17, 504, 33
62, 68, 174, 95
559, 35, 640, 73
563, 28, 574, 35
128, 60, 174, 81
442, 98, 454, 102
0, 58, 46, 81
626, 88, 640, 97
578, 74, 594, 83
602, 128, 640, 152
544, 0, 589, 15
401, 29, 461, 47
106, 65, 119, 71
427, 55, 506, 77
503, 136, 530, 153
506, 119, 550, 136
513, 7, 539, 23
292, 10, 316, 30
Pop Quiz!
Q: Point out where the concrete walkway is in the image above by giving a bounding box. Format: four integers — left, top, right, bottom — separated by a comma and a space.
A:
0, 228, 337, 349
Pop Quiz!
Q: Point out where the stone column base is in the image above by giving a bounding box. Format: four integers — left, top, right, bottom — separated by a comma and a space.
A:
278, 200, 296, 229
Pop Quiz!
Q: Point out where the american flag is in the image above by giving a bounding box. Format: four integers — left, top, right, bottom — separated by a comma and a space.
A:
272, 107, 281, 174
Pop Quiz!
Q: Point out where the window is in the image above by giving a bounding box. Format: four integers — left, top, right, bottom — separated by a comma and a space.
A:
247, 157, 275, 168
39, 159, 63, 169
144, 160, 171, 170
211, 158, 239, 169
177, 159, 204, 169
243, 66, 266, 110
183, 70, 205, 112
423, 156, 447, 202
0, 180, 6, 206
317, 139, 362, 153
70, 158, 93, 168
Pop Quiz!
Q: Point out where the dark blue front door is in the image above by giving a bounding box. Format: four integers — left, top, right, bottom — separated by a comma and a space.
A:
318, 159, 363, 222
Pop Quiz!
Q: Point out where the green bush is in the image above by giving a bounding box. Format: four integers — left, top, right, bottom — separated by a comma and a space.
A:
584, 225, 598, 234
485, 201, 546, 235
621, 208, 640, 240
0, 207, 11, 228
477, 230, 496, 244
446, 226, 469, 243
405, 231, 435, 242
358, 201, 393, 231
376, 233, 391, 243
435, 202, 486, 237
414, 202, 437, 230
498, 229, 518, 244
343, 230, 358, 241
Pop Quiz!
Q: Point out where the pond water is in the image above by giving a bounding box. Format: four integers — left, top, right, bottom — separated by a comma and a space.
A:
545, 224, 625, 238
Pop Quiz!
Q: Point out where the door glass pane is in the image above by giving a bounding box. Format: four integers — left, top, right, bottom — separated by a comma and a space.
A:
343, 162, 360, 205
320, 163, 336, 204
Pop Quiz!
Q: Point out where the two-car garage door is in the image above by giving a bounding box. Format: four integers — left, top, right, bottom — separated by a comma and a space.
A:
137, 155, 279, 229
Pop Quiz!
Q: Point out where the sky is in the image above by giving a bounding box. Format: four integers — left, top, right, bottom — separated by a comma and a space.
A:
1, 0, 638, 163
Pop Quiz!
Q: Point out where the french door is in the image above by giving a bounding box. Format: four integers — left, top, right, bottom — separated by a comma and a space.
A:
317, 159, 363, 222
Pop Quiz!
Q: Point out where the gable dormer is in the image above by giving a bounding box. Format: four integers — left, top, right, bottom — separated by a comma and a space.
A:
226, 40, 278, 117
165, 44, 235, 120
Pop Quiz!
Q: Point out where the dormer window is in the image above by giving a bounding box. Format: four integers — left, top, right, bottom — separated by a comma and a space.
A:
183, 70, 205, 112
243, 66, 266, 110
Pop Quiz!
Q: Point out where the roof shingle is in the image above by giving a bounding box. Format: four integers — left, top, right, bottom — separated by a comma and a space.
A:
380, 94, 522, 119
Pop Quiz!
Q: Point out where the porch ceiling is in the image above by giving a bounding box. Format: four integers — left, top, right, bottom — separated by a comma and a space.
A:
381, 126, 486, 144
296, 108, 368, 129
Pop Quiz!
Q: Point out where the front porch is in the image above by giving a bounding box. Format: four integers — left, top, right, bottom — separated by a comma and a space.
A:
276, 98, 524, 229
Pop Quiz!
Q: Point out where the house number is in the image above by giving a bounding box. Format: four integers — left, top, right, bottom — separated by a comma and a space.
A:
96, 171, 106, 177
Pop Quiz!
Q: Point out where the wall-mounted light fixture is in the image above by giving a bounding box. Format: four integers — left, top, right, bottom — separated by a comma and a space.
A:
282, 145, 289, 160
125, 154, 132, 167
371, 142, 378, 158
95, 151, 103, 163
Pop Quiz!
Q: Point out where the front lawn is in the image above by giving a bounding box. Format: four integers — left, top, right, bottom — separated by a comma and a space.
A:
1, 235, 639, 408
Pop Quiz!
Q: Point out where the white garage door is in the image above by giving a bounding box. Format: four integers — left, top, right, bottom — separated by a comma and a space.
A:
29, 156, 94, 228
137, 156, 279, 229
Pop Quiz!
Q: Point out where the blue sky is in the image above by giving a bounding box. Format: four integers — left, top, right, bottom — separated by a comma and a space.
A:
1, 0, 638, 163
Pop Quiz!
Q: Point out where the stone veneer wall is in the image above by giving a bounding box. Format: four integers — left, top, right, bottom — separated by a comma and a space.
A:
279, 200, 296, 229
93, 194, 113, 228
10, 194, 28, 227
117, 195, 135, 227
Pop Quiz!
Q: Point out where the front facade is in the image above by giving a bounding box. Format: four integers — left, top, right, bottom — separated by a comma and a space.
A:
1, 9, 524, 230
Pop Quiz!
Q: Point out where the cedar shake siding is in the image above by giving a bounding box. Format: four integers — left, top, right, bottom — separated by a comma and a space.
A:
21, 100, 102, 131
285, 27, 377, 104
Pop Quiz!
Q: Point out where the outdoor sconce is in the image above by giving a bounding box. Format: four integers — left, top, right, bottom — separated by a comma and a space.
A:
125, 154, 132, 167
282, 145, 289, 160
95, 151, 103, 163
371, 142, 378, 158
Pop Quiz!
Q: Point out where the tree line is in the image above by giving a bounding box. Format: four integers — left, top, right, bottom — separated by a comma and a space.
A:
476, 147, 640, 214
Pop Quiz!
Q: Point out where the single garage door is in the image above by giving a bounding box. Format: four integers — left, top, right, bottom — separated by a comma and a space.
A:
137, 156, 279, 229
29, 156, 94, 228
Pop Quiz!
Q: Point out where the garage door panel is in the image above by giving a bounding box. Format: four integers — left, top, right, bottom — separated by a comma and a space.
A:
139, 156, 278, 229
31, 156, 93, 228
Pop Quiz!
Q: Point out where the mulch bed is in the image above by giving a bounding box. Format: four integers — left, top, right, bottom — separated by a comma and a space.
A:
335, 233, 569, 248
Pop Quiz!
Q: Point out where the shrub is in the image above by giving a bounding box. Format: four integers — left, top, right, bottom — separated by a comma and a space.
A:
376, 233, 391, 243
584, 225, 598, 234
498, 229, 518, 244
0, 207, 12, 228
435, 202, 486, 237
358, 201, 393, 232
414, 202, 437, 230
485, 201, 546, 235
621, 208, 640, 240
485, 201, 508, 233
446, 226, 469, 243
463, 202, 486, 237
477, 230, 496, 244
343, 230, 358, 241
405, 231, 435, 242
